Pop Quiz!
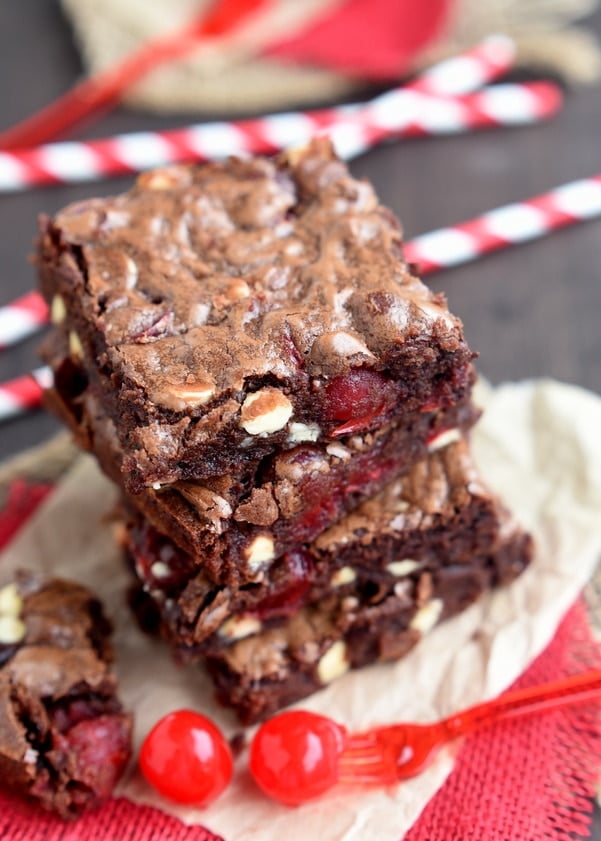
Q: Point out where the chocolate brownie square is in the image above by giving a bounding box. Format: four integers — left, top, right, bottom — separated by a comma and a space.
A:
37, 140, 474, 493
0, 572, 131, 818
124, 441, 533, 688
201, 518, 531, 724
42, 336, 478, 585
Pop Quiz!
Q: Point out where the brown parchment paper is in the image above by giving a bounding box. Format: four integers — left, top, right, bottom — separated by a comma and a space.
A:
2, 378, 601, 841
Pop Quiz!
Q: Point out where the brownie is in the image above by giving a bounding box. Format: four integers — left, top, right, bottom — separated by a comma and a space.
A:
0, 572, 132, 819
43, 337, 479, 584
124, 441, 533, 670
204, 533, 530, 724
37, 139, 474, 492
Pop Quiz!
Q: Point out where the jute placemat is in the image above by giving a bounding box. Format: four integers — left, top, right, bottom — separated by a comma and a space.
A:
61, 0, 601, 115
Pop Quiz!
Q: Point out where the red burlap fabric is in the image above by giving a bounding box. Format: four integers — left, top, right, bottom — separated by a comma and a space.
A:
1, 480, 600, 840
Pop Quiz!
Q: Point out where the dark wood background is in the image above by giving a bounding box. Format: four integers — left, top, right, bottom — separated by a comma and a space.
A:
0, 2, 600, 836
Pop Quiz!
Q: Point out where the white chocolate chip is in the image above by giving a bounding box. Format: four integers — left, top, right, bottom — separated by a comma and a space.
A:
333, 287, 353, 313
227, 279, 250, 300
275, 222, 293, 238
330, 566, 357, 587
170, 382, 215, 408
69, 330, 83, 359
386, 560, 422, 578
326, 443, 351, 460
190, 302, 211, 326
0, 615, 26, 645
329, 331, 375, 359
348, 435, 365, 451
394, 581, 412, 600
124, 256, 138, 290
150, 562, 170, 579
143, 171, 180, 190
24, 747, 38, 765
50, 294, 66, 325
244, 535, 275, 573
427, 428, 461, 453
104, 210, 130, 229
288, 422, 320, 443
240, 388, 293, 435
417, 301, 456, 329
284, 145, 309, 166
218, 614, 262, 641
317, 640, 349, 684
0, 583, 23, 617
285, 241, 304, 257
409, 599, 443, 634
151, 482, 162, 490
341, 596, 359, 612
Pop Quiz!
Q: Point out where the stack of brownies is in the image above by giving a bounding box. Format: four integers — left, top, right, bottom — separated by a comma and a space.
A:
37, 140, 532, 723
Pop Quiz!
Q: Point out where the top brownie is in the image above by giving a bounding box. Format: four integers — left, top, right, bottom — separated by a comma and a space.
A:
38, 139, 474, 490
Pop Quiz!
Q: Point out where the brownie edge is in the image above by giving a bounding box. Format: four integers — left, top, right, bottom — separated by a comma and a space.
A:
0, 571, 132, 819
37, 138, 475, 490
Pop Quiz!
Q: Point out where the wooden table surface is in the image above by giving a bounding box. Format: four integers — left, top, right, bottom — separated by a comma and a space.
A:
0, 2, 600, 837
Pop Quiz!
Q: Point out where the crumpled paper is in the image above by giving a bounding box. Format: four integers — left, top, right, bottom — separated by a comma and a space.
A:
2, 378, 601, 841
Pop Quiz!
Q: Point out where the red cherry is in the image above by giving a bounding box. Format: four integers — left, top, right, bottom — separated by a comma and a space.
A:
251, 551, 314, 620
323, 369, 398, 423
249, 711, 347, 805
57, 714, 132, 800
130, 521, 195, 593
139, 709, 233, 806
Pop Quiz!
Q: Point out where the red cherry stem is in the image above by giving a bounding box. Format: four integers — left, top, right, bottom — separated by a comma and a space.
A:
0, 0, 271, 149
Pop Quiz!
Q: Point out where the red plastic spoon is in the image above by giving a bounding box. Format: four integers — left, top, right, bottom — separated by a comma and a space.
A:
250, 668, 601, 805
0, 0, 271, 150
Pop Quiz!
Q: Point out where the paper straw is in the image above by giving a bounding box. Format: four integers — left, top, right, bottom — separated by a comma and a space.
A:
0, 366, 51, 423
0, 81, 560, 193
0, 36, 522, 193
408, 34, 515, 97
0, 291, 49, 349
6, 170, 600, 423
329, 81, 561, 161
404, 174, 601, 274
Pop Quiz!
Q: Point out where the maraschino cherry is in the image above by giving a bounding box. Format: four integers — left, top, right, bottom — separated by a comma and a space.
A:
249, 710, 347, 805
139, 709, 233, 806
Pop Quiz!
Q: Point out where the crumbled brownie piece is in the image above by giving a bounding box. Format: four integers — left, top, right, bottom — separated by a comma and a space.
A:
37, 139, 474, 491
0, 572, 131, 819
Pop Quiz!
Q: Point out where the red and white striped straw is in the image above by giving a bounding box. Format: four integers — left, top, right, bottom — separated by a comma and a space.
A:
0, 366, 51, 423
0, 36, 521, 193
408, 34, 514, 97
329, 80, 561, 160
4, 170, 601, 423
0, 80, 560, 193
0, 291, 48, 349
404, 174, 601, 273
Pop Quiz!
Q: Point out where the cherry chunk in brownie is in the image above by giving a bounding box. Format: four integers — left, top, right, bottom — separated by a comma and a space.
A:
0, 572, 131, 819
37, 139, 474, 492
